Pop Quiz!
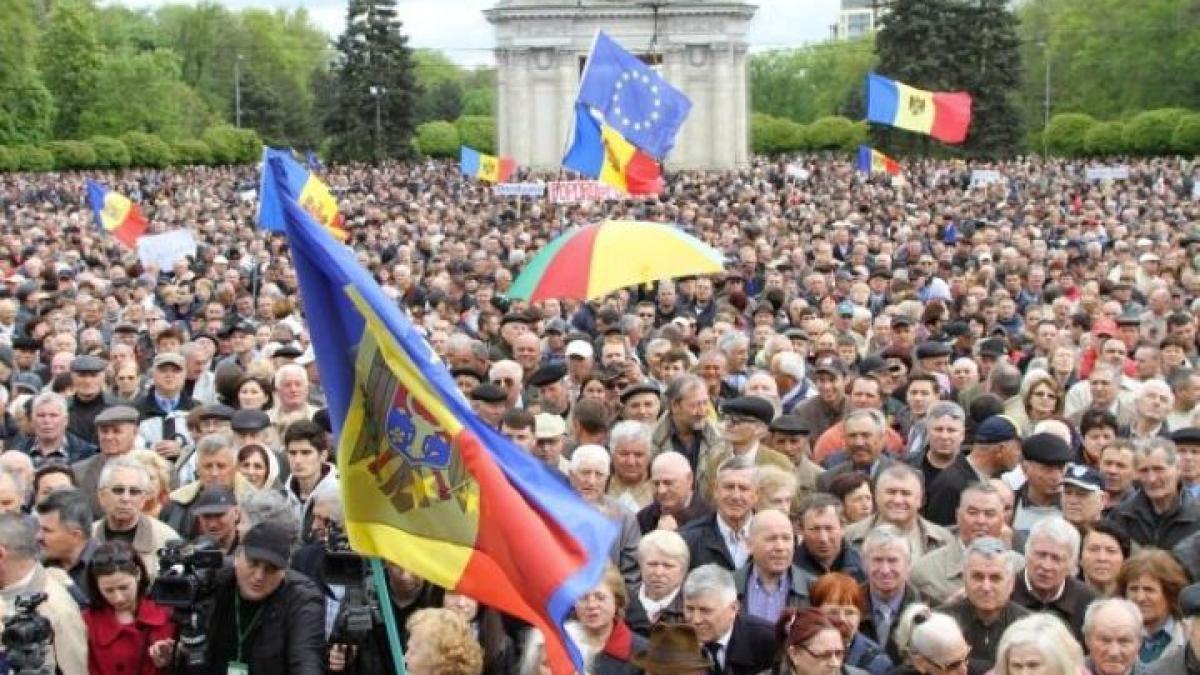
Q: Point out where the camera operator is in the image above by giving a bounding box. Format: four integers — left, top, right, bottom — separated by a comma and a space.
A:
175, 521, 326, 674
35, 488, 95, 603
0, 512, 87, 674
192, 486, 241, 557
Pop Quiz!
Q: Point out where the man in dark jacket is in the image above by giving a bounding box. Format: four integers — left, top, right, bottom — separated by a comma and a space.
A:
192, 522, 326, 674
1010, 516, 1097, 642
682, 564, 775, 675
66, 355, 124, 445
939, 537, 1029, 668
680, 456, 756, 571
1107, 438, 1200, 551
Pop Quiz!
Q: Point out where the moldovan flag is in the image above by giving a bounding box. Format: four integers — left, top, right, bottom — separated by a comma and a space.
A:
866, 72, 973, 144
263, 154, 616, 675
460, 146, 516, 183
856, 145, 901, 176
257, 147, 348, 241
85, 180, 147, 248
563, 103, 663, 195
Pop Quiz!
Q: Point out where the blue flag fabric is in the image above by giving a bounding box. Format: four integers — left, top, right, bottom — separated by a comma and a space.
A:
305, 151, 324, 171
576, 31, 692, 160
257, 148, 312, 233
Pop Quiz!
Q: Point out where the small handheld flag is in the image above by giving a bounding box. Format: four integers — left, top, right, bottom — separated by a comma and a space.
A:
865, 72, 972, 144
563, 103, 663, 195
85, 181, 147, 248
856, 145, 901, 176
258, 148, 347, 241
577, 31, 692, 160
460, 146, 516, 184
265, 155, 617, 675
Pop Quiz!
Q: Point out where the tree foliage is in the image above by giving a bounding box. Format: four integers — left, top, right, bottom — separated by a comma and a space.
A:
78, 49, 215, 140
323, 0, 419, 163
1044, 113, 1096, 155
1124, 108, 1189, 155
415, 121, 459, 157
750, 38, 877, 123
455, 116, 495, 154
1173, 114, 1200, 155
1084, 121, 1126, 156
39, 0, 103, 138
874, 0, 1024, 156
0, 0, 55, 145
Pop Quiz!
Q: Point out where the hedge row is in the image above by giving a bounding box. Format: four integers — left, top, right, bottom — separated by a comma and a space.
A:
751, 114, 869, 155
0, 126, 264, 172
1039, 109, 1200, 157
415, 116, 497, 158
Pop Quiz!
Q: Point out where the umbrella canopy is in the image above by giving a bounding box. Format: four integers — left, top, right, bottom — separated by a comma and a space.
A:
507, 220, 724, 302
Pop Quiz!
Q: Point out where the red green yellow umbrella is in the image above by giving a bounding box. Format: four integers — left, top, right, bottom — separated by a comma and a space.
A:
507, 220, 725, 302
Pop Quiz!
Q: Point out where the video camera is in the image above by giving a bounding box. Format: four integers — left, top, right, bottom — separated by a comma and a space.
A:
2, 593, 52, 675
323, 523, 380, 648
150, 538, 225, 669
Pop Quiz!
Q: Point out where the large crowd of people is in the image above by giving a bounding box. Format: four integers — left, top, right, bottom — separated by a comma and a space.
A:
0, 155, 1197, 675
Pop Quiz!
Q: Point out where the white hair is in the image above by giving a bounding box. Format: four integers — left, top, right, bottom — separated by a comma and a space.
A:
683, 563, 736, 604
608, 421, 652, 452
1026, 516, 1081, 574
568, 444, 610, 474
1083, 597, 1142, 638
273, 363, 308, 388
994, 614, 1084, 675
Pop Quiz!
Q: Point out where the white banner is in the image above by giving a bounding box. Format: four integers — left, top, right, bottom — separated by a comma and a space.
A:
547, 180, 624, 204
1086, 165, 1131, 182
970, 170, 1004, 188
785, 164, 810, 181
137, 230, 198, 270
493, 182, 546, 197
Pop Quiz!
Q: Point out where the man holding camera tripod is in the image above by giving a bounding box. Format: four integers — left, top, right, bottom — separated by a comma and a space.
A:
155, 521, 326, 674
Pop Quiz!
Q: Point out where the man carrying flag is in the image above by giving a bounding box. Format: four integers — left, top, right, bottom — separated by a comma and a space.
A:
563, 31, 692, 195
263, 154, 617, 675
86, 180, 148, 248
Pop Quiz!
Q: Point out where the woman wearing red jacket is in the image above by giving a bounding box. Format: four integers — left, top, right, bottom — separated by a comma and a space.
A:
82, 541, 177, 675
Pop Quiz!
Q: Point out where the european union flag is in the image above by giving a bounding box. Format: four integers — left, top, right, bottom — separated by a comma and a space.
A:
577, 30, 692, 160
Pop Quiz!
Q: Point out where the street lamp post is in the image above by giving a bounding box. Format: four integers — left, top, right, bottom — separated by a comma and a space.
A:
369, 85, 385, 164
234, 54, 244, 128
1041, 40, 1051, 157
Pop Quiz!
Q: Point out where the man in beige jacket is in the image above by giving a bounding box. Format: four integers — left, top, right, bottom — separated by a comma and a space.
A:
91, 457, 179, 579
0, 512, 87, 674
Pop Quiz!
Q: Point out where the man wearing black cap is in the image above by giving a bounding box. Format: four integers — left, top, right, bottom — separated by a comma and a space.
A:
1108, 438, 1200, 551
620, 382, 662, 424
188, 522, 326, 674
790, 357, 847, 443
1060, 463, 1107, 530
216, 322, 259, 371
194, 486, 241, 555
529, 363, 571, 418
698, 397, 792, 501
66, 355, 122, 445
470, 383, 509, 428
925, 416, 1022, 526
1012, 432, 1072, 537
767, 415, 823, 503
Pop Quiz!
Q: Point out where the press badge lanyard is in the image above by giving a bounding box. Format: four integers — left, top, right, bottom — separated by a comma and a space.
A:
232, 594, 265, 673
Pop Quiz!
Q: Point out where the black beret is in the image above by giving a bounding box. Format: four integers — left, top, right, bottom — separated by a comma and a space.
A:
1180, 584, 1200, 617
944, 321, 971, 338
70, 355, 108, 374
528, 363, 567, 388
916, 341, 953, 359
1022, 432, 1072, 465
619, 382, 661, 403
977, 338, 1008, 357
1171, 427, 1200, 446
197, 404, 236, 421
470, 383, 508, 403
12, 337, 40, 351
720, 396, 774, 426
500, 312, 530, 326
230, 409, 271, 433
273, 345, 303, 359
857, 355, 887, 375
891, 315, 915, 328
1115, 312, 1141, 326
450, 368, 484, 382
768, 414, 809, 435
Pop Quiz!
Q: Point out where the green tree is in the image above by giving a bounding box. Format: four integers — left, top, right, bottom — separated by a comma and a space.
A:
120, 131, 174, 167
0, 0, 55, 144
323, 0, 420, 163
462, 87, 494, 116
750, 38, 876, 123
455, 116, 494, 154
1044, 113, 1096, 155
874, 0, 1023, 156
88, 135, 130, 167
78, 50, 215, 140
0, 147, 18, 172
1173, 114, 1200, 155
1084, 121, 1126, 156
46, 140, 97, 169
38, 0, 103, 138
415, 120, 459, 157
1124, 108, 1189, 155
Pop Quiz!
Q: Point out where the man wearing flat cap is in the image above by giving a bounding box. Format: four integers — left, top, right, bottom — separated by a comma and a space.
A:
1010, 432, 1073, 537
134, 352, 197, 464
72, 404, 140, 515
924, 415, 1021, 527
66, 354, 123, 445
621, 383, 663, 424
529, 363, 571, 418
767, 415, 823, 504
1146, 583, 1200, 674
698, 397, 793, 502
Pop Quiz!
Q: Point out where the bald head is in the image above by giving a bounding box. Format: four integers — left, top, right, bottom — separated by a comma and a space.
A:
750, 507, 792, 537
651, 451, 692, 479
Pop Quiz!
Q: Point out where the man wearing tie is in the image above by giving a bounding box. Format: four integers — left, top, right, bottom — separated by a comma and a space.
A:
683, 564, 776, 675
856, 525, 922, 663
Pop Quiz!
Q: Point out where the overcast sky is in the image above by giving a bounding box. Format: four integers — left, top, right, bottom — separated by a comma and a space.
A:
110, 0, 843, 65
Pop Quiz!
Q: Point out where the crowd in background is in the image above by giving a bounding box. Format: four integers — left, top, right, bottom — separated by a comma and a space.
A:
0, 156, 1196, 675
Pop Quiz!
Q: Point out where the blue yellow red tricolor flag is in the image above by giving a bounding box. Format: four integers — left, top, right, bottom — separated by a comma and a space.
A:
264, 155, 616, 675
460, 146, 516, 183
563, 103, 663, 195
257, 147, 348, 241
866, 72, 973, 144
856, 145, 901, 176
85, 180, 147, 248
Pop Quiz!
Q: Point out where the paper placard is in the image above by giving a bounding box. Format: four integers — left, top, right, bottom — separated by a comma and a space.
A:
493, 183, 546, 197
137, 230, 198, 270
547, 181, 624, 204
1086, 165, 1131, 182
970, 170, 1004, 188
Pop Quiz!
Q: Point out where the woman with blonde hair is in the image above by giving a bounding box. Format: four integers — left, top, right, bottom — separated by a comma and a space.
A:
992, 613, 1084, 675
129, 449, 172, 519
404, 607, 484, 675
1003, 369, 1064, 436
565, 564, 646, 675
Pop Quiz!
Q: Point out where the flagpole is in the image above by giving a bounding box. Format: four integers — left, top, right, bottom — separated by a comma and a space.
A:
370, 557, 408, 675
559, 30, 603, 163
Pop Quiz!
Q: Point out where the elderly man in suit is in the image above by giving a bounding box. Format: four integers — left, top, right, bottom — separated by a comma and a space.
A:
857, 525, 922, 663
843, 463, 955, 559
732, 509, 816, 624
817, 409, 896, 492
72, 404, 141, 516
682, 564, 776, 675
911, 481, 1012, 606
